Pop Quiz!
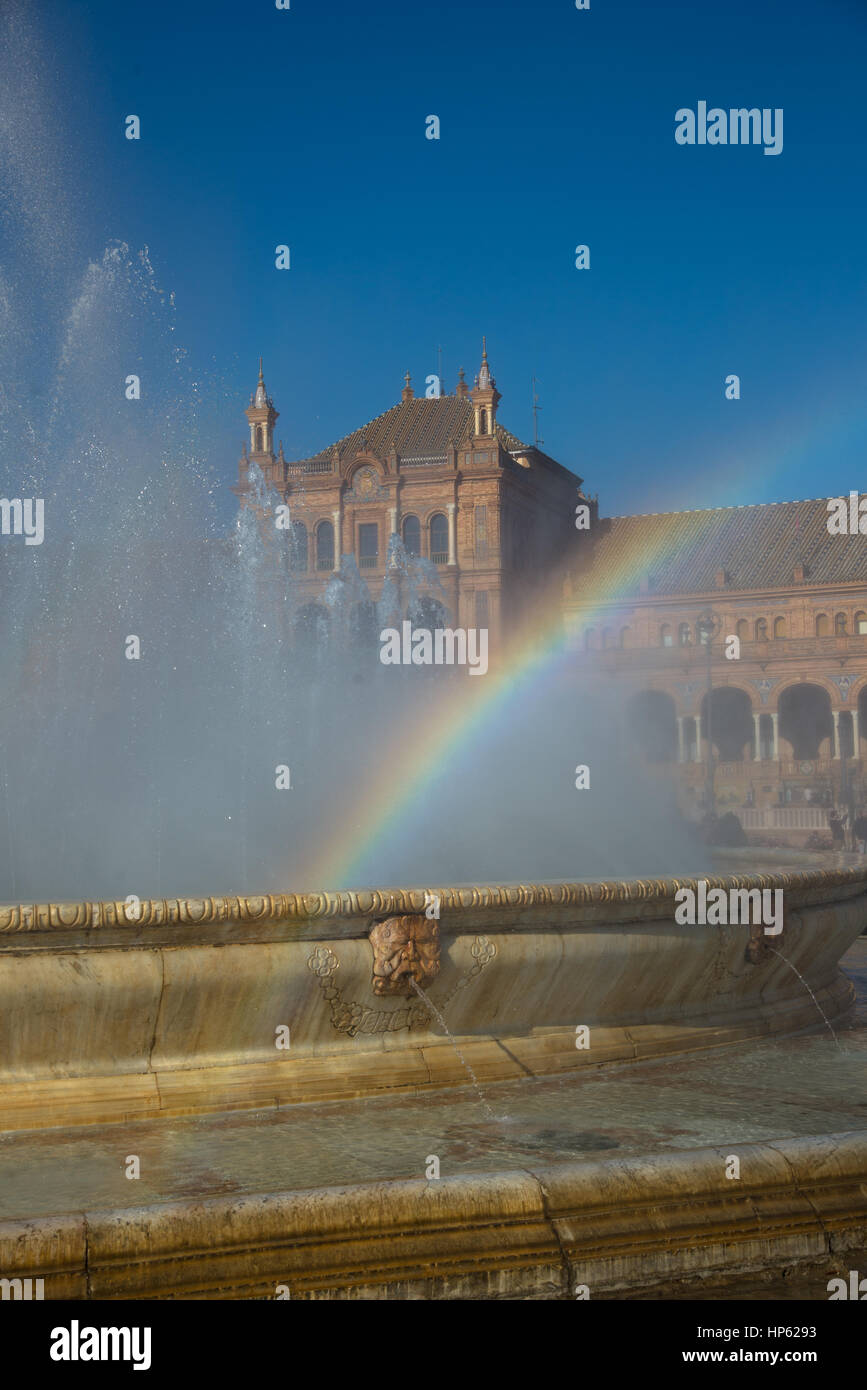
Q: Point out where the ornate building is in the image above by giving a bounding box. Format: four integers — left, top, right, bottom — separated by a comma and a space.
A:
563, 498, 867, 842
234, 345, 580, 652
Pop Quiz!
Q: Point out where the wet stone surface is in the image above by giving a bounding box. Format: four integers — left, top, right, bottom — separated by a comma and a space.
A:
0, 937, 865, 1223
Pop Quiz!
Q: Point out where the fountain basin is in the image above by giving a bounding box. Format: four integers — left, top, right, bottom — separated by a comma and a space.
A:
1, 854, 865, 1132
3, 1130, 865, 1300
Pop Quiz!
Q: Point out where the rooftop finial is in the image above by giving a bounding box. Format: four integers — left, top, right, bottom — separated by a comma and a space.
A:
401, 369, 414, 402
477, 338, 493, 389
254, 357, 268, 407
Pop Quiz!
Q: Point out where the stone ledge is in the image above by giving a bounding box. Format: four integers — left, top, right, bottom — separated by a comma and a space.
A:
1, 1131, 864, 1299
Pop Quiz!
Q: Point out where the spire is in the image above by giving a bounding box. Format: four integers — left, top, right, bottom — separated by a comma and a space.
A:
254, 357, 268, 408
402, 370, 414, 402
470, 336, 500, 436
477, 336, 493, 390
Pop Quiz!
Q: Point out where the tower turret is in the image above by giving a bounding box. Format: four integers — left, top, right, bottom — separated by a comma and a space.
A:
470, 336, 500, 437
245, 358, 279, 461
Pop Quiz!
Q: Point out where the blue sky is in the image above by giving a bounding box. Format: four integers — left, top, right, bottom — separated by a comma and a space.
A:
41, 0, 867, 520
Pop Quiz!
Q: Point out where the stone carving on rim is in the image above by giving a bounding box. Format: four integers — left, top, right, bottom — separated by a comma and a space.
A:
745, 907, 791, 964
369, 914, 440, 996
306, 930, 496, 1037
1, 872, 864, 935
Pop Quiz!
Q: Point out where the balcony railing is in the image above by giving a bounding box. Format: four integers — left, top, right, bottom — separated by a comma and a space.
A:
288, 460, 332, 475
741, 807, 830, 830
316, 557, 333, 571
431, 552, 448, 565
358, 555, 378, 569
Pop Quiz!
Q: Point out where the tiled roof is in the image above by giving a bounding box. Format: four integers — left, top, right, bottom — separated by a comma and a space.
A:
295, 396, 528, 464
575, 496, 867, 599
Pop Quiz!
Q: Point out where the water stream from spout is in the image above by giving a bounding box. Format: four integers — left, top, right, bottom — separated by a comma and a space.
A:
767, 947, 841, 1049
409, 978, 503, 1123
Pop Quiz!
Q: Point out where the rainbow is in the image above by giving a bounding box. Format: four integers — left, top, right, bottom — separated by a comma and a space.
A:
305, 480, 828, 890
304, 541, 667, 889
304, 599, 571, 889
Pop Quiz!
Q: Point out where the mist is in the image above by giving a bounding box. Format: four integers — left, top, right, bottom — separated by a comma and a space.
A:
0, 7, 710, 906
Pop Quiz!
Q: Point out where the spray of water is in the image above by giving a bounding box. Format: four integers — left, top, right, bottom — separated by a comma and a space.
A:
410, 978, 503, 1123
767, 947, 842, 1049
0, 4, 710, 906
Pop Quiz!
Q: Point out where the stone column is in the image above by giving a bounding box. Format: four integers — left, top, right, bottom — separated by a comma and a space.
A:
833, 708, 841, 759
753, 712, 761, 761
388, 505, 397, 537
853, 706, 861, 761
447, 503, 457, 566
332, 509, 342, 572
771, 711, 779, 761
676, 716, 685, 764
694, 715, 703, 762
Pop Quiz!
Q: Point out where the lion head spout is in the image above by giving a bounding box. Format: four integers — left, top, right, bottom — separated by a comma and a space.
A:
369, 915, 441, 997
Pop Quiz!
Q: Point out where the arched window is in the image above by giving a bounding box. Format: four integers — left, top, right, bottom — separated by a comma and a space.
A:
601, 628, 613, 650
773, 616, 786, 638
620, 626, 631, 649
660, 624, 673, 648
289, 520, 308, 572
736, 619, 749, 641
402, 515, 421, 556
835, 612, 848, 635
678, 622, 691, 647
255, 426, 264, 453
479, 408, 488, 434
755, 618, 768, 641
856, 611, 867, 635
429, 513, 449, 564
816, 613, 829, 636
316, 519, 334, 571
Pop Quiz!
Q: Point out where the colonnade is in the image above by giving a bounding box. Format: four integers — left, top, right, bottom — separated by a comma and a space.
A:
673, 708, 862, 763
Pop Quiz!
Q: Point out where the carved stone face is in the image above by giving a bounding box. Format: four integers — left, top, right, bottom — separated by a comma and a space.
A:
745, 910, 787, 964
369, 915, 440, 996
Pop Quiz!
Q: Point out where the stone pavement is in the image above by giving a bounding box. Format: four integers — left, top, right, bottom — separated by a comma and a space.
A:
1, 937, 864, 1224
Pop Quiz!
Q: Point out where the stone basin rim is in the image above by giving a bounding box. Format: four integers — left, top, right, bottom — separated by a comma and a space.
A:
2, 855, 866, 936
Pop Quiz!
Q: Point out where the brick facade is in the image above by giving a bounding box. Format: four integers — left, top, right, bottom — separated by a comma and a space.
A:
234, 349, 581, 656
563, 499, 867, 839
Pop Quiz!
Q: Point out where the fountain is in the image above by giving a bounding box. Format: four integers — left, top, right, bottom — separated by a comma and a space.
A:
1, 4, 865, 1301
0, 857, 863, 1133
